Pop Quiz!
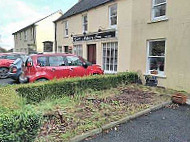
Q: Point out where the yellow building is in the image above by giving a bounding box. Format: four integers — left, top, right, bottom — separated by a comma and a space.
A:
13, 10, 62, 54
55, 0, 190, 92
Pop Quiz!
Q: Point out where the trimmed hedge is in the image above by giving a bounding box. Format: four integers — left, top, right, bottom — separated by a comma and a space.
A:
17, 72, 138, 103
0, 108, 42, 142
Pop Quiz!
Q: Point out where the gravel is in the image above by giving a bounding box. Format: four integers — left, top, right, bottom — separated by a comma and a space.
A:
83, 105, 190, 142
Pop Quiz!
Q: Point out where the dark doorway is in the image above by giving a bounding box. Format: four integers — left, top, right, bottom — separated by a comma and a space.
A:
87, 44, 96, 64
64, 46, 69, 53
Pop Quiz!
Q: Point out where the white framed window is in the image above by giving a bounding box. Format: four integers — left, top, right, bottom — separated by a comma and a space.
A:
102, 42, 118, 74
82, 15, 88, 33
20, 32, 22, 40
64, 21, 69, 37
24, 30, 27, 41
73, 45, 83, 57
109, 4, 117, 28
152, 0, 167, 20
147, 39, 166, 76
31, 28, 33, 40
58, 46, 63, 53
43, 41, 53, 52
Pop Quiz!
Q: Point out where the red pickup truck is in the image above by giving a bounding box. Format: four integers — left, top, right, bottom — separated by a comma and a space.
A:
0, 53, 25, 79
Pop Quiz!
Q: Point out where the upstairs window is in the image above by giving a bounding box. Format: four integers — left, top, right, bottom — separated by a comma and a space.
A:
43, 41, 53, 52
147, 39, 166, 76
152, 0, 167, 20
20, 33, 22, 40
24, 30, 27, 41
31, 28, 33, 40
109, 4, 117, 27
64, 21, 68, 37
83, 15, 88, 33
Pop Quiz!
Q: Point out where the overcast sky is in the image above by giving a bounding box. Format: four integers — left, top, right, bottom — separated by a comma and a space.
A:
0, 0, 78, 50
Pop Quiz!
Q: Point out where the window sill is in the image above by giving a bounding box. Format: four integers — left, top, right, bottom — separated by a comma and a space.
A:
144, 74, 167, 79
109, 25, 117, 29
64, 36, 69, 38
147, 17, 169, 24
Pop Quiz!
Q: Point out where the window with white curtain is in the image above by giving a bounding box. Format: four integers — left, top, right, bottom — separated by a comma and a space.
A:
103, 42, 118, 73
73, 45, 83, 57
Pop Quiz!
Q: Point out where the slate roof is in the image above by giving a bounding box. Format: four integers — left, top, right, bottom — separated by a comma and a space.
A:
12, 10, 62, 35
55, 0, 114, 22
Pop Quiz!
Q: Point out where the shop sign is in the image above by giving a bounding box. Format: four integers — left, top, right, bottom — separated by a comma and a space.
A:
73, 30, 116, 42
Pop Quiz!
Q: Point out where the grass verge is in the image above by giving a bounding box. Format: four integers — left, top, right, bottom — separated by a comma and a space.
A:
35, 84, 173, 142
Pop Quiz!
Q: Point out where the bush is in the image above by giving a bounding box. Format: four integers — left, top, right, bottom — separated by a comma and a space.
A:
17, 72, 138, 103
0, 108, 42, 142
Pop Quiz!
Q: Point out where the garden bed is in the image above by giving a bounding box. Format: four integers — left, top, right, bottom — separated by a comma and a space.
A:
36, 84, 172, 142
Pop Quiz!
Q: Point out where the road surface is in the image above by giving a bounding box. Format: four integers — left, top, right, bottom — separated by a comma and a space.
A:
83, 105, 190, 142
0, 78, 16, 86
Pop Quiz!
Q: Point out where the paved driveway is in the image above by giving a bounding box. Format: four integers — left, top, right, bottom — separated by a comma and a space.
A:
0, 78, 16, 86
83, 105, 190, 142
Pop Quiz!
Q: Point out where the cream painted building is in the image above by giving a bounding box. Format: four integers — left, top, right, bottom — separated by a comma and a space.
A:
55, 0, 190, 92
13, 10, 62, 54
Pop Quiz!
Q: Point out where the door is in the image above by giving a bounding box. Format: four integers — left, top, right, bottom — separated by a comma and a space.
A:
66, 55, 87, 77
87, 44, 96, 64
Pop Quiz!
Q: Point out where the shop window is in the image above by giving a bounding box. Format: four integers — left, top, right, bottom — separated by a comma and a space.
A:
73, 45, 83, 57
147, 39, 166, 76
83, 15, 88, 33
102, 42, 118, 73
109, 4, 117, 27
43, 41, 53, 52
152, 0, 167, 20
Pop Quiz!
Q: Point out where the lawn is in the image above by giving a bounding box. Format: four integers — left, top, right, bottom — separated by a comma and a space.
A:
34, 84, 173, 142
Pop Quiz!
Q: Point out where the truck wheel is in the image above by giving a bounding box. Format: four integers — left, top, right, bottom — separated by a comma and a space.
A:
0, 68, 9, 79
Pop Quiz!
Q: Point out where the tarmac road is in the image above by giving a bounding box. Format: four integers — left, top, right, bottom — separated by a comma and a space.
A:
83, 105, 190, 142
0, 78, 16, 86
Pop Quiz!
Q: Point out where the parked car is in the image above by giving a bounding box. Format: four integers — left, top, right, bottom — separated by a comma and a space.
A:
9, 55, 28, 82
19, 53, 104, 83
0, 53, 25, 79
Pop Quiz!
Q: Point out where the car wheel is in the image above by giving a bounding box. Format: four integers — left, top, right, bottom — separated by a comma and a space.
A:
36, 78, 48, 82
0, 67, 9, 79
93, 73, 99, 76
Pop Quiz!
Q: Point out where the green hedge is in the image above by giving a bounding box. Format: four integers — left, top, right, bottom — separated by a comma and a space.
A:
0, 108, 42, 142
17, 72, 138, 103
